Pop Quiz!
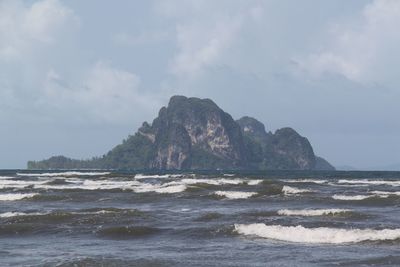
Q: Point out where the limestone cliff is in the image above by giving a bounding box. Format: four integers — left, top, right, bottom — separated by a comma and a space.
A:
28, 96, 334, 170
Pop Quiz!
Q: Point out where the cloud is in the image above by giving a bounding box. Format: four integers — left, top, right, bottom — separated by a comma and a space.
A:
0, 0, 78, 61
170, 16, 243, 77
42, 62, 160, 123
155, 0, 264, 78
298, 0, 400, 86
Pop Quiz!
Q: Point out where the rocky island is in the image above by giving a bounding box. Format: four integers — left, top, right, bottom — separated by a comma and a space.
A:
28, 96, 334, 170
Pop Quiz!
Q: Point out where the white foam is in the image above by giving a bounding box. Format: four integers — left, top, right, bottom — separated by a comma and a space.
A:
283, 179, 327, 184
134, 174, 183, 179
214, 191, 257, 199
0, 179, 47, 189
223, 174, 235, 177
167, 178, 260, 186
282, 185, 313, 195
0, 176, 13, 180
0, 193, 38, 201
332, 194, 377, 200
133, 183, 187, 194
247, 179, 263, 185
337, 179, 400, 187
234, 224, 400, 244
277, 209, 351, 216
17, 171, 110, 177
34, 179, 142, 191
370, 191, 400, 196
0, 211, 48, 218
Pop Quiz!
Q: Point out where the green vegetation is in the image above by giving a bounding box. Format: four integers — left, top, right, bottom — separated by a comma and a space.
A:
28, 95, 335, 170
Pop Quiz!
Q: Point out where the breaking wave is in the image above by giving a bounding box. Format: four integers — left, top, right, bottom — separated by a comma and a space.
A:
283, 179, 327, 184
214, 191, 257, 199
16, 171, 110, 177
337, 179, 400, 187
134, 174, 184, 179
370, 191, 400, 196
0, 179, 47, 189
234, 224, 400, 244
277, 209, 352, 216
0, 193, 38, 201
0, 211, 48, 218
332, 194, 388, 201
282, 186, 313, 195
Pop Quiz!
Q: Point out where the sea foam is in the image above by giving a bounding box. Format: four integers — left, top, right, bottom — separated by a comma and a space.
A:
17, 171, 110, 177
283, 179, 327, 184
214, 191, 257, 199
234, 224, 400, 244
282, 185, 313, 195
134, 174, 184, 179
0, 193, 38, 201
332, 194, 388, 200
133, 183, 187, 194
0, 211, 48, 218
337, 179, 400, 187
277, 209, 351, 216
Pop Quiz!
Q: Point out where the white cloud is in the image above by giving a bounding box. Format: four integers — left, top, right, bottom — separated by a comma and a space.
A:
42, 62, 160, 123
0, 0, 78, 61
156, 1, 264, 78
170, 16, 243, 77
298, 0, 400, 85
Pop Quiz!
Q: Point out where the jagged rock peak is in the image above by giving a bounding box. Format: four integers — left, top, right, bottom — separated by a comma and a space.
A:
271, 127, 316, 170
237, 116, 271, 144
148, 95, 247, 169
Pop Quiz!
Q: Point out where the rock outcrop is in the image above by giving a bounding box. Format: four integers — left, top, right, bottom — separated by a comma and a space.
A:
28, 95, 335, 170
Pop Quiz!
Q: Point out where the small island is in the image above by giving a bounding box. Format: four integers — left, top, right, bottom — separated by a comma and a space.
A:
28, 95, 334, 171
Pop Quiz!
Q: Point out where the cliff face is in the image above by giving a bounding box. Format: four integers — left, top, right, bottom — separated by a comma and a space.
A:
28, 95, 334, 170
144, 96, 246, 169
237, 117, 334, 170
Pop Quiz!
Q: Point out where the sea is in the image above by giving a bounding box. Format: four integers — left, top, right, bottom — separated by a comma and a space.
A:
1, 169, 400, 266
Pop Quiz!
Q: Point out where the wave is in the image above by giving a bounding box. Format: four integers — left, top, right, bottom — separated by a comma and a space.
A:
31, 178, 187, 194
277, 209, 351, 216
247, 179, 263, 185
0, 193, 38, 201
133, 183, 187, 194
234, 224, 400, 244
282, 185, 313, 195
0, 179, 47, 189
214, 191, 257, 199
283, 179, 328, 184
134, 174, 184, 179
96, 226, 161, 239
0, 211, 48, 218
16, 171, 110, 177
34, 179, 141, 191
370, 191, 400, 196
337, 179, 400, 187
332, 194, 388, 201
166, 178, 261, 186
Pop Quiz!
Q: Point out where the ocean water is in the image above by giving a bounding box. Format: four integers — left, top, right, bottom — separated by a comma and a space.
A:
1, 170, 400, 266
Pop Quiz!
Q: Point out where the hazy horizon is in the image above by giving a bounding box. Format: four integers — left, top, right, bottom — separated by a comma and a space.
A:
1, 0, 400, 169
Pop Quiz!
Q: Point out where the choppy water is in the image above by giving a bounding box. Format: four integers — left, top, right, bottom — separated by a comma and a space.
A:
1, 170, 400, 266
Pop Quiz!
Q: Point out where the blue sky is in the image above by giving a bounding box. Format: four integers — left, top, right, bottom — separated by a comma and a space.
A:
1, 0, 399, 169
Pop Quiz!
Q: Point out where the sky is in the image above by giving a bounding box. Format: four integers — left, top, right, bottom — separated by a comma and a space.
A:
1, 0, 400, 169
